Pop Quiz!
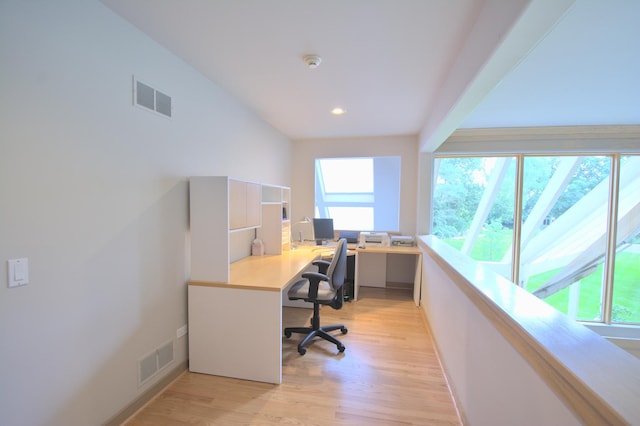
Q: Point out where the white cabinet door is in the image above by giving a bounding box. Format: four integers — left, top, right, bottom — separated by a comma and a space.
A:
228, 179, 246, 230
245, 182, 261, 228
229, 179, 261, 230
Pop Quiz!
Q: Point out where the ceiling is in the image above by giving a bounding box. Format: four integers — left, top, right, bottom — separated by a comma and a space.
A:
461, 0, 640, 130
100, 0, 638, 150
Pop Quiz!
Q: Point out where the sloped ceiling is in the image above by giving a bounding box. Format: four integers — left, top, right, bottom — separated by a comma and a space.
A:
460, 0, 640, 130
101, 0, 637, 151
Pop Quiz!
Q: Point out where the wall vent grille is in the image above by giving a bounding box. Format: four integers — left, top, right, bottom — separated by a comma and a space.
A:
133, 76, 172, 118
138, 339, 175, 387
157, 340, 175, 370
138, 351, 158, 385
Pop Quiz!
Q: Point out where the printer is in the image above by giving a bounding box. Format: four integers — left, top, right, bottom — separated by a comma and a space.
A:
359, 232, 389, 247
390, 235, 416, 247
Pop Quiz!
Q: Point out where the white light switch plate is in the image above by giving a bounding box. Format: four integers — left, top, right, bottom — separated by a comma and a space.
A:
7, 258, 29, 288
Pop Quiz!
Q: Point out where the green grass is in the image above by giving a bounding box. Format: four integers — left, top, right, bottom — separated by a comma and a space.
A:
526, 254, 640, 323
443, 230, 513, 262
611, 252, 640, 322
443, 234, 640, 324
526, 266, 604, 321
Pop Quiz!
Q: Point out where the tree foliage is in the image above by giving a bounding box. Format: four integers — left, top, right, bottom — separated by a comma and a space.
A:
432, 156, 611, 239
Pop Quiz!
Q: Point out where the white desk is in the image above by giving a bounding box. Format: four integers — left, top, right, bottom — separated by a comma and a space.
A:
188, 244, 420, 385
354, 245, 422, 306
188, 249, 319, 384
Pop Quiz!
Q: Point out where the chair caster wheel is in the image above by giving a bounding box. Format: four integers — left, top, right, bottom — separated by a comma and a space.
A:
298, 347, 306, 355
340, 327, 348, 334
338, 345, 346, 353
284, 331, 291, 338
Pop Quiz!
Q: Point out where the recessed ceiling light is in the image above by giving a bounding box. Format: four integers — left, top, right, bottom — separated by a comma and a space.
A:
331, 107, 347, 115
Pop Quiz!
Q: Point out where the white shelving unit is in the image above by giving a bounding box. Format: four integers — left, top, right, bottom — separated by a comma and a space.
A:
259, 184, 291, 254
189, 176, 262, 282
189, 177, 291, 282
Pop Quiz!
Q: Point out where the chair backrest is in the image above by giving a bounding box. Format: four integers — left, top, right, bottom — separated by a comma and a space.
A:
326, 238, 347, 291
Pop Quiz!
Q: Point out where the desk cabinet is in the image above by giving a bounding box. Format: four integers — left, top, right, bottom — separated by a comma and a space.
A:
355, 246, 422, 306
229, 179, 261, 230
188, 249, 319, 384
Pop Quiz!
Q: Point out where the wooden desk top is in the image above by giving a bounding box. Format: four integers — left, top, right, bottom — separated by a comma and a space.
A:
188, 245, 418, 291
189, 248, 320, 292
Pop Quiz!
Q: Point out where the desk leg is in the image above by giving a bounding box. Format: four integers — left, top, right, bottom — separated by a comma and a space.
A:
188, 285, 282, 384
413, 253, 422, 306
354, 253, 359, 301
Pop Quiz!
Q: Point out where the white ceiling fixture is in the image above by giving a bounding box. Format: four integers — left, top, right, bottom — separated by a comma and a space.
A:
303, 54, 322, 70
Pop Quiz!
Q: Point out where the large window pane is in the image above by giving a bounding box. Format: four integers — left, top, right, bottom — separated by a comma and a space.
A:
521, 156, 611, 322
318, 158, 373, 193
612, 155, 640, 324
433, 157, 516, 281
315, 156, 400, 231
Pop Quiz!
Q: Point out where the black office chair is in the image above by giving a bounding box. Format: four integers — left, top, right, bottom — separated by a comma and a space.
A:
284, 238, 348, 355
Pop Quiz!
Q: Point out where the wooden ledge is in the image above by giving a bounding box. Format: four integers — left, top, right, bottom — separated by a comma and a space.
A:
419, 235, 640, 425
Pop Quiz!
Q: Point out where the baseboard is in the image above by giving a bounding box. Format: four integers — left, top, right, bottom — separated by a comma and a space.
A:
385, 281, 413, 290
103, 360, 188, 426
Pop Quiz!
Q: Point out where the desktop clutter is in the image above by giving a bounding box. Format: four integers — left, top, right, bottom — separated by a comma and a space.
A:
357, 232, 416, 248
251, 238, 264, 256
294, 216, 416, 248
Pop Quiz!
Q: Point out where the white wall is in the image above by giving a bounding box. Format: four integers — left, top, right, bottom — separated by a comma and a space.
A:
420, 246, 581, 425
0, 1, 291, 424
291, 135, 419, 239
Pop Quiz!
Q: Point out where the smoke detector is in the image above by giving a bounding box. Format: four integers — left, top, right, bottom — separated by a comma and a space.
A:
303, 54, 322, 69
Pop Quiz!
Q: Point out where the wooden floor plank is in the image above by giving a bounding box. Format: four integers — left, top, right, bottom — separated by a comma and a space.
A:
125, 287, 461, 425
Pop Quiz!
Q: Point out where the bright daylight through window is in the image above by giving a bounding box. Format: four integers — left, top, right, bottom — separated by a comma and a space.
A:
433, 154, 640, 325
315, 156, 401, 232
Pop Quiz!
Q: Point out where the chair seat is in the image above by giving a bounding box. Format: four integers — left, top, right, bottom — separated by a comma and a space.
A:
288, 278, 337, 302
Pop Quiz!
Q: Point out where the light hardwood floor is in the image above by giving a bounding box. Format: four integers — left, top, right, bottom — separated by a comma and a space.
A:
125, 287, 462, 425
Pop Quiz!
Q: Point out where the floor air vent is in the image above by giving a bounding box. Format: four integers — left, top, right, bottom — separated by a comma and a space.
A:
138, 351, 158, 385
133, 76, 172, 118
138, 339, 175, 386
157, 340, 175, 370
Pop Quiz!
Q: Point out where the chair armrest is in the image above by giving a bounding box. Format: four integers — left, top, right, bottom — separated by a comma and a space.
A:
301, 271, 328, 299
312, 259, 331, 275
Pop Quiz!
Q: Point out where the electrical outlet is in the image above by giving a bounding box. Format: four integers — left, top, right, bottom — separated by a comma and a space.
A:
176, 324, 188, 338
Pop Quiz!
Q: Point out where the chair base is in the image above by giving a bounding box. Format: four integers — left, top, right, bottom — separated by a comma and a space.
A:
284, 323, 347, 355
284, 301, 348, 355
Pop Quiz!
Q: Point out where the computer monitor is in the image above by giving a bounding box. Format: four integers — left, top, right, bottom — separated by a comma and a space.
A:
313, 218, 334, 245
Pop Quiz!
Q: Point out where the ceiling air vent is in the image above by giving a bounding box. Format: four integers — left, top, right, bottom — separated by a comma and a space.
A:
133, 76, 172, 118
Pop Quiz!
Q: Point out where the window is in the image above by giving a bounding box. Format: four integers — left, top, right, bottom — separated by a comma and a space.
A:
433, 153, 640, 325
315, 156, 401, 231
433, 156, 516, 281
521, 156, 611, 322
